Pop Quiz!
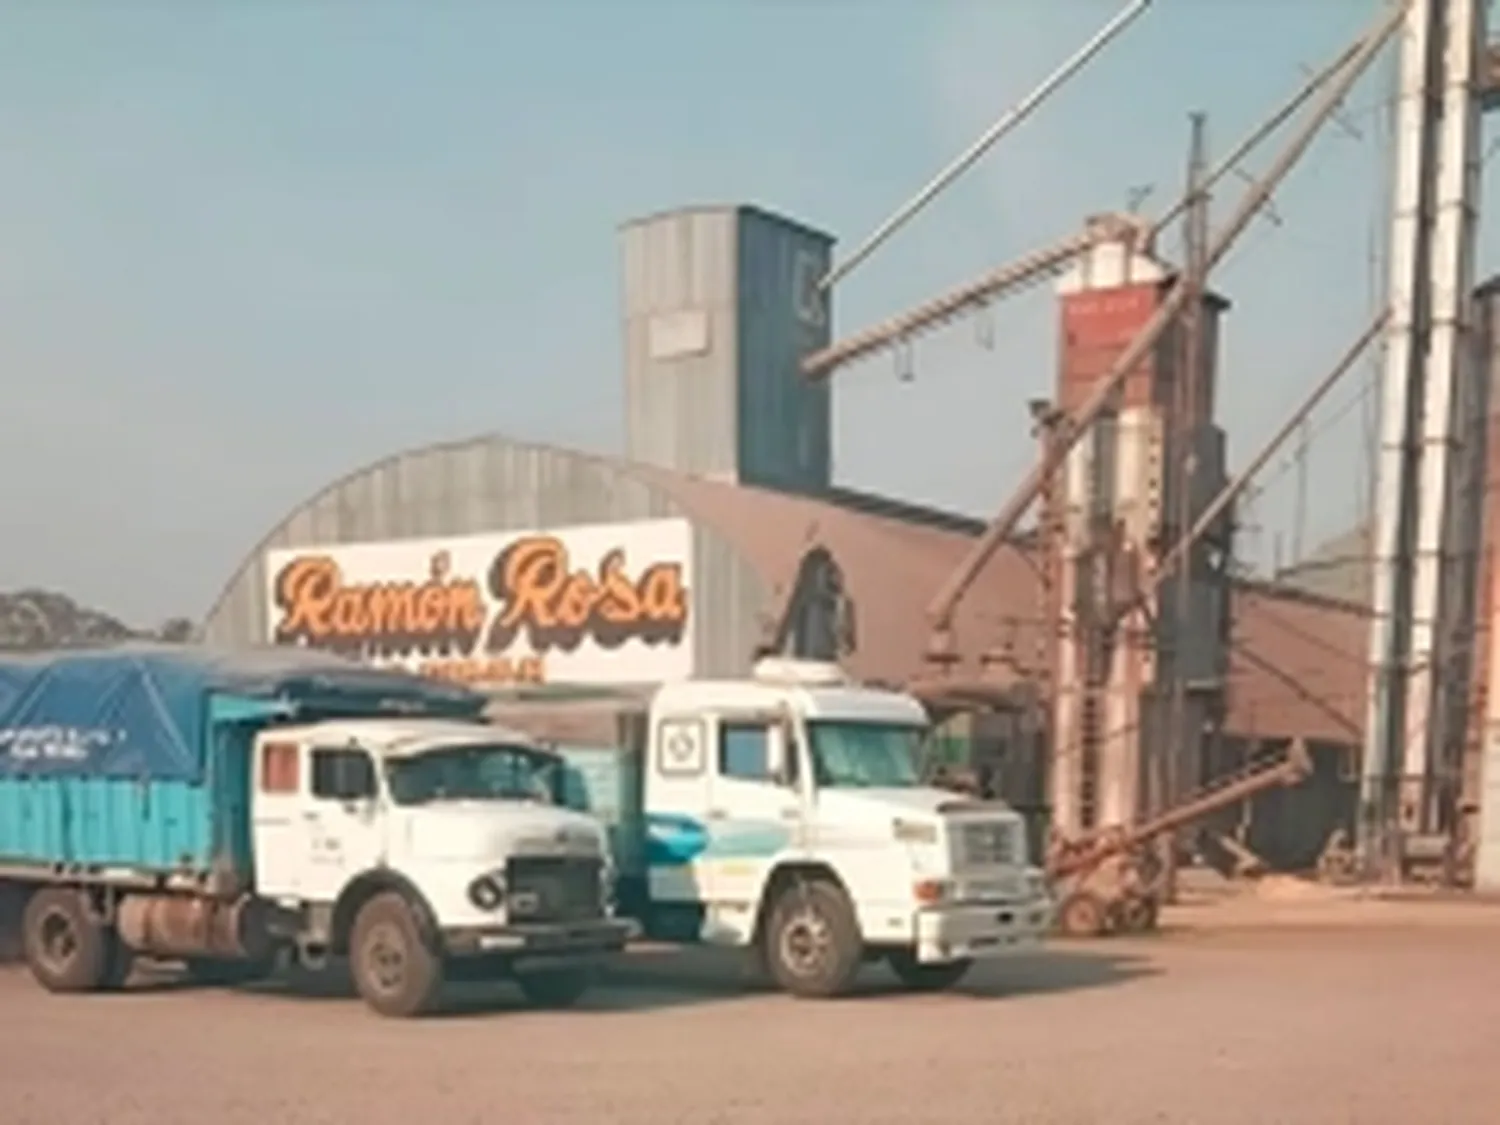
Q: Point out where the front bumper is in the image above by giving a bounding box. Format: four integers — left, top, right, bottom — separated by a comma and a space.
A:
442, 918, 636, 961
914, 895, 1054, 964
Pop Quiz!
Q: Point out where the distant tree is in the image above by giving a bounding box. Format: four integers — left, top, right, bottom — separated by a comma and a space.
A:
0, 590, 134, 651
156, 617, 197, 643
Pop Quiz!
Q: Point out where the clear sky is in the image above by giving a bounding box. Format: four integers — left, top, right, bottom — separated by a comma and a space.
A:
0, 0, 1489, 627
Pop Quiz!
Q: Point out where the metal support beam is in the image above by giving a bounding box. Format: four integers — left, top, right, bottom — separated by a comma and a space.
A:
1120, 310, 1390, 624
801, 218, 1142, 379
1402, 0, 1485, 836
1145, 37, 1365, 242
1361, 0, 1488, 873
922, 5, 1407, 663
817, 0, 1153, 294
802, 32, 1368, 384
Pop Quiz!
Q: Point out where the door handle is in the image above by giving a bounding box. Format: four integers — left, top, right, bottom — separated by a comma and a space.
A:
779, 808, 801, 820
705, 808, 727, 820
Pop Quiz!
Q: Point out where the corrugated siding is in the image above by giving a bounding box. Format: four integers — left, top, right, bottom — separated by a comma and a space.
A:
1276, 524, 1373, 604
689, 521, 766, 678
621, 207, 740, 479
735, 207, 834, 492
1228, 585, 1368, 744
199, 438, 770, 683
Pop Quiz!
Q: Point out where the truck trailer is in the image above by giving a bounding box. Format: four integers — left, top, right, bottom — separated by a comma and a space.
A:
535, 657, 1055, 997
0, 644, 629, 1017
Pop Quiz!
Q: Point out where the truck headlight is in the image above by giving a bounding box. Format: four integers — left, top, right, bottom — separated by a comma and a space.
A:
467, 874, 506, 912
893, 818, 939, 844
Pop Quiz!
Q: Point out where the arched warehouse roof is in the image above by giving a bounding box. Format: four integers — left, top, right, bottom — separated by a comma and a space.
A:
201, 433, 1371, 744
200, 433, 1043, 691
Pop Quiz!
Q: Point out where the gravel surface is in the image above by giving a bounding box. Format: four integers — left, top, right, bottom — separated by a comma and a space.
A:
1, 897, 1498, 1124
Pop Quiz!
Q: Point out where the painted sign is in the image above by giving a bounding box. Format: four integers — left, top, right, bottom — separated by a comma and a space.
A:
264, 519, 694, 687
0, 725, 124, 765
1060, 282, 1159, 349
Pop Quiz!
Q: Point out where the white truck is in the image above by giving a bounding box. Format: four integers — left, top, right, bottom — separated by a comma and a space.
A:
545, 657, 1054, 997
0, 646, 630, 1018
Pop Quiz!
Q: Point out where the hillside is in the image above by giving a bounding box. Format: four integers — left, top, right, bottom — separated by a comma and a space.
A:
0, 589, 193, 651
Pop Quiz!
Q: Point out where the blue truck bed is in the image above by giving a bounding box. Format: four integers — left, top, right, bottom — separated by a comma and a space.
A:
0, 643, 483, 882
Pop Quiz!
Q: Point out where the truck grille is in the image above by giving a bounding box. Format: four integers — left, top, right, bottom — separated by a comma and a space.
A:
505, 856, 604, 923
952, 821, 1021, 869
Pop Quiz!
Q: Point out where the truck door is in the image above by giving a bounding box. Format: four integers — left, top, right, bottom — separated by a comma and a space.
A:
645, 714, 716, 905
251, 735, 310, 900
297, 746, 387, 904
704, 716, 804, 907
251, 737, 385, 903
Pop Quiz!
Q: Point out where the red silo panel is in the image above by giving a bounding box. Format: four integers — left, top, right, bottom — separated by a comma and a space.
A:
1057, 281, 1163, 412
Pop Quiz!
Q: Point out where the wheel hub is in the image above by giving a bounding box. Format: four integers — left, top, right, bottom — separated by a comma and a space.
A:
38, 909, 79, 971
780, 907, 831, 976
365, 922, 407, 993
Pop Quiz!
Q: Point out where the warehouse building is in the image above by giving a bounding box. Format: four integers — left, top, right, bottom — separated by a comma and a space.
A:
200, 205, 1371, 867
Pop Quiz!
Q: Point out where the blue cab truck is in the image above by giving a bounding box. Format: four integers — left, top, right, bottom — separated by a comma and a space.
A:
0, 645, 629, 1017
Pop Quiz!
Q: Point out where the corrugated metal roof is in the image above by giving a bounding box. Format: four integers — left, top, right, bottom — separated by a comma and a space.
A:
628, 462, 1047, 690
1274, 523, 1372, 605
634, 463, 1373, 743
1226, 583, 1368, 745
620, 204, 836, 246
200, 431, 1372, 746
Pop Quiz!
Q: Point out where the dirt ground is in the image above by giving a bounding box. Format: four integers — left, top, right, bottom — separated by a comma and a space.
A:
1, 888, 1498, 1125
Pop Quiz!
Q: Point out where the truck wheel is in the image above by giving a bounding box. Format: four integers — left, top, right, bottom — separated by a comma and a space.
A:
23, 888, 112, 993
762, 878, 862, 999
886, 949, 973, 991
515, 966, 593, 1009
1119, 894, 1160, 934
349, 892, 443, 1018
1057, 891, 1107, 938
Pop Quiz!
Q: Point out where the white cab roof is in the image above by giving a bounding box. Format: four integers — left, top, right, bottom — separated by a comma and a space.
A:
274, 717, 546, 760
652, 677, 927, 726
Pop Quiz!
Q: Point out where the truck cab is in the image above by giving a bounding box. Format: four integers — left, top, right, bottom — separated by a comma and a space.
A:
248, 717, 631, 1015
0, 645, 630, 1019
632, 658, 1052, 996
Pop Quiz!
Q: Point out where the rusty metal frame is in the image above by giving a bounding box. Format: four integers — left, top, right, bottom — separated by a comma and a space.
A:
919, 4, 1407, 664
799, 31, 1369, 385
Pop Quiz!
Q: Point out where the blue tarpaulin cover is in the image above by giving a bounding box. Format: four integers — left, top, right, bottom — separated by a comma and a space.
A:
0, 643, 485, 782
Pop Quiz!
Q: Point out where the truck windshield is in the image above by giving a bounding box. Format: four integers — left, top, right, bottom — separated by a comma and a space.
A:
806, 721, 926, 788
385, 743, 559, 806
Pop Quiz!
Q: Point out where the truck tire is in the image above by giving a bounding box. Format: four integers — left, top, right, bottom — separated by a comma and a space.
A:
349, 892, 443, 1018
22, 888, 114, 993
762, 878, 862, 999
1118, 893, 1160, 934
515, 965, 593, 1009
886, 949, 973, 991
1057, 891, 1107, 938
